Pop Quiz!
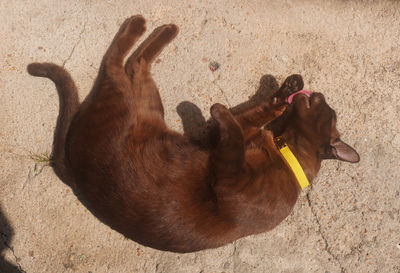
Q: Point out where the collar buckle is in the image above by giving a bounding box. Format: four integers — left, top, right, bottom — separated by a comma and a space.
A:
274, 136, 287, 150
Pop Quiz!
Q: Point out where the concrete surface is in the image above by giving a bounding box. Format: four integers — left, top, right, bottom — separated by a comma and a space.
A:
1, 0, 399, 272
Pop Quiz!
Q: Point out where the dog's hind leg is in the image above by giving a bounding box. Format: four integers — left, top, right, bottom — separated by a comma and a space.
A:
103, 15, 146, 71
66, 16, 148, 163
79, 15, 147, 132
124, 24, 179, 122
86, 15, 147, 102
125, 24, 179, 76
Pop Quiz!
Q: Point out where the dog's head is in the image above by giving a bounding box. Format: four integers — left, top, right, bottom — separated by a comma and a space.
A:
270, 91, 360, 163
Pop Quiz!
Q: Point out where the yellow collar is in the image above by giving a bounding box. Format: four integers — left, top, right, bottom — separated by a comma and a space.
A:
274, 137, 309, 190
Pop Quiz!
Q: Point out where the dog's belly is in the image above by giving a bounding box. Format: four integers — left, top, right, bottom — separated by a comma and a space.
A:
68, 129, 234, 251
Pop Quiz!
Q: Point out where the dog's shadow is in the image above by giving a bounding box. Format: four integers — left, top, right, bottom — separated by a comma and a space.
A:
177, 74, 289, 148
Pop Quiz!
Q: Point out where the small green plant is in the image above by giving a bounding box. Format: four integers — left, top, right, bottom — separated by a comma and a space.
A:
30, 152, 52, 165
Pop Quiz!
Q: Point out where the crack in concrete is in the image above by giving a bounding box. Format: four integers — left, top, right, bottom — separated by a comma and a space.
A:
0, 231, 26, 273
212, 79, 231, 108
154, 262, 160, 273
62, 16, 88, 68
22, 164, 48, 190
306, 192, 346, 273
232, 241, 238, 273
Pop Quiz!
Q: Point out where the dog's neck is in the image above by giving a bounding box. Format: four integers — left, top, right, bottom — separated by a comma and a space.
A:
280, 128, 321, 183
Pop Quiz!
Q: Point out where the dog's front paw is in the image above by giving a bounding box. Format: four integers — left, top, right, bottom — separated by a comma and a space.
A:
273, 74, 304, 104
282, 74, 304, 94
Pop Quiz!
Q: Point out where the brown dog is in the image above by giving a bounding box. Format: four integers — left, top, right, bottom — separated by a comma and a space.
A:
27, 16, 359, 253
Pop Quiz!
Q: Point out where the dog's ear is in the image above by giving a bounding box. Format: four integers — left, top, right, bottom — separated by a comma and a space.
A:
322, 139, 360, 163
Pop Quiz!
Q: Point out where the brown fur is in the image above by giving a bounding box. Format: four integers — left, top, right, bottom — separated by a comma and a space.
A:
27, 16, 359, 253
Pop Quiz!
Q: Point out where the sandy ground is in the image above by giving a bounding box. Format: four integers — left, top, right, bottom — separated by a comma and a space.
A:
1, 0, 399, 272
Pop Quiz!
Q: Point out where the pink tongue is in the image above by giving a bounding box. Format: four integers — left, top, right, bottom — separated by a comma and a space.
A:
287, 90, 312, 104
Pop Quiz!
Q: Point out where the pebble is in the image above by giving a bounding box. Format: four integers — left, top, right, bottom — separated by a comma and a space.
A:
209, 61, 220, 72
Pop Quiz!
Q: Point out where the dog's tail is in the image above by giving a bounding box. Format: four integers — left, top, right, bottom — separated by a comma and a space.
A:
27, 63, 79, 188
